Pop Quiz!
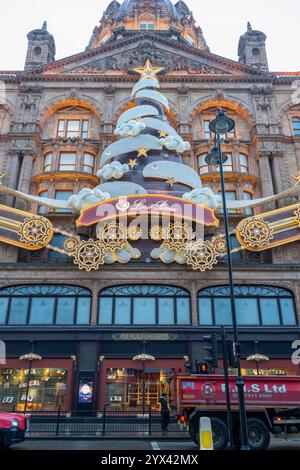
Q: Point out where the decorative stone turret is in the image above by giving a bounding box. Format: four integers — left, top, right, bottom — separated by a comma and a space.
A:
24, 21, 56, 71
238, 22, 269, 72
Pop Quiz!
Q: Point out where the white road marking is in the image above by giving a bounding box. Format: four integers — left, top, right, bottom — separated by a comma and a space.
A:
151, 441, 160, 450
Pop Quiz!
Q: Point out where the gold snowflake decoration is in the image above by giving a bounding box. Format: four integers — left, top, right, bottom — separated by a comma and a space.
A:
127, 225, 143, 241
96, 222, 128, 252
162, 222, 195, 253
185, 240, 218, 272
239, 217, 273, 248
150, 225, 163, 241
18, 216, 53, 247
73, 239, 106, 272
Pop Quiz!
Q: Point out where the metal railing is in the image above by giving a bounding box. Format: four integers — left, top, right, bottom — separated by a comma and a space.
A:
18, 408, 188, 437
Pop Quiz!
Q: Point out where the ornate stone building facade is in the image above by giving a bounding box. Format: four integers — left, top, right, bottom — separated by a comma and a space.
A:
0, 0, 300, 412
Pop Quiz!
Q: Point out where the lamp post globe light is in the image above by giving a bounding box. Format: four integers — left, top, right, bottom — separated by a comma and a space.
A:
206, 108, 250, 450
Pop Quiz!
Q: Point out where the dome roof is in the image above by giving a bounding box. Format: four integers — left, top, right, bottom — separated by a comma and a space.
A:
116, 0, 179, 20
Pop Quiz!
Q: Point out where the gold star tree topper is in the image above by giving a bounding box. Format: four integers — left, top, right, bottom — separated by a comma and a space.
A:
133, 60, 164, 82
292, 173, 300, 185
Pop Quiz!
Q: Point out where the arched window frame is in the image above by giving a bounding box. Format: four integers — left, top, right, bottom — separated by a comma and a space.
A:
0, 284, 92, 326
198, 285, 297, 326
98, 284, 192, 326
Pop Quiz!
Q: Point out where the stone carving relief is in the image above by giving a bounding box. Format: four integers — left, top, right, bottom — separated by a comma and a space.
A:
70, 42, 226, 75
17, 85, 43, 121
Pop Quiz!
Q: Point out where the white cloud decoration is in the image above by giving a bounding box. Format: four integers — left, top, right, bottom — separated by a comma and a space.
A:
114, 119, 146, 137
159, 134, 191, 153
97, 161, 129, 181
68, 188, 111, 211
182, 188, 222, 210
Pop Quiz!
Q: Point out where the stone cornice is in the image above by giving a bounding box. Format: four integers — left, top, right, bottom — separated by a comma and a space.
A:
20, 32, 272, 77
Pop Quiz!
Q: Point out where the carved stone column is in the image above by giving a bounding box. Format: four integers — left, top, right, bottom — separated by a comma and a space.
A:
90, 286, 99, 325
177, 86, 190, 135
15, 154, 34, 210
102, 86, 116, 134
258, 153, 276, 210
2, 153, 21, 207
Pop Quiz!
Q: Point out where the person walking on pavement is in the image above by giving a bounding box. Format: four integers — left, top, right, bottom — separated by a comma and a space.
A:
159, 392, 170, 431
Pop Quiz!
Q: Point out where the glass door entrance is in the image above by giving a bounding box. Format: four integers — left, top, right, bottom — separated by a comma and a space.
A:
105, 368, 174, 411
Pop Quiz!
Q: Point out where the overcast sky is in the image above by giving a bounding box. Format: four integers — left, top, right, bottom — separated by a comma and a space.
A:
0, 0, 299, 71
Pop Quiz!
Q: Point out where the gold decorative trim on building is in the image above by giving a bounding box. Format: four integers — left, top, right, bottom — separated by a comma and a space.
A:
32, 172, 99, 184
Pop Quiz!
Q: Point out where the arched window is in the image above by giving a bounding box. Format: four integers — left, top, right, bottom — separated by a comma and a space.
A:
0, 285, 91, 325
198, 285, 297, 326
98, 285, 191, 325
292, 118, 300, 136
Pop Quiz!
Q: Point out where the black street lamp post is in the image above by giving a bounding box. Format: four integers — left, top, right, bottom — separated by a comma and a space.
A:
206, 108, 249, 450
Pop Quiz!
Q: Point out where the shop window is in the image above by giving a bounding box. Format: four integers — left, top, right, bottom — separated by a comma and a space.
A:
0, 367, 68, 412
239, 153, 249, 173
98, 284, 191, 325
198, 285, 297, 326
57, 119, 89, 139
43, 153, 53, 172
55, 190, 73, 213
105, 368, 174, 411
59, 152, 77, 171
0, 284, 91, 325
83, 153, 95, 174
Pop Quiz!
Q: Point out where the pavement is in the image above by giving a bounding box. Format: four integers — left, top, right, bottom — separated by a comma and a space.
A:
7, 437, 300, 451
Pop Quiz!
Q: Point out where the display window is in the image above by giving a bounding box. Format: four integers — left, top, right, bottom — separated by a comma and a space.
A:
0, 367, 68, 411
105, 368, 174, 411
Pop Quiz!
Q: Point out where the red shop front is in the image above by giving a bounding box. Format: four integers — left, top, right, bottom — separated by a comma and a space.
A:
0, 358, 75, 412
98, 358, 185, 411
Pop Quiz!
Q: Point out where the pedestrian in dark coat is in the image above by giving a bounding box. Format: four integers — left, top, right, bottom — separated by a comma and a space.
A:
159, 393, 170, 431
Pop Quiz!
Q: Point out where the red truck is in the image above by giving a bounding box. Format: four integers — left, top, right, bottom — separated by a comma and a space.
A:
176, 374, 300, 450
0, 413, 27, 449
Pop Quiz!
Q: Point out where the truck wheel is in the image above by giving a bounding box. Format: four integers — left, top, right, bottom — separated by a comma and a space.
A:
189, 417, 229, 450
247, 418, 271, 451
211, 418, 229, 450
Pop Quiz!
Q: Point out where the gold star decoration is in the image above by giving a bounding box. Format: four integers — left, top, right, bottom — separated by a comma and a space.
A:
0, 172, 6, 186
292, 173, 300, 185
128, 158, 138, 169
137, 147, 149, 158
133, 60, 164, 82
159, 130, 168, 138
166, 177, 177, 187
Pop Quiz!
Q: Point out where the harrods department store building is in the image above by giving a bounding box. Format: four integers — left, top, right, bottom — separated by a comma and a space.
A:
1, 0, 300, 412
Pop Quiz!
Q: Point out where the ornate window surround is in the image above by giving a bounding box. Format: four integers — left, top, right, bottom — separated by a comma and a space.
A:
198, 284, 297, 326
0, 284, 92, 326
98, 284, 192, 326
